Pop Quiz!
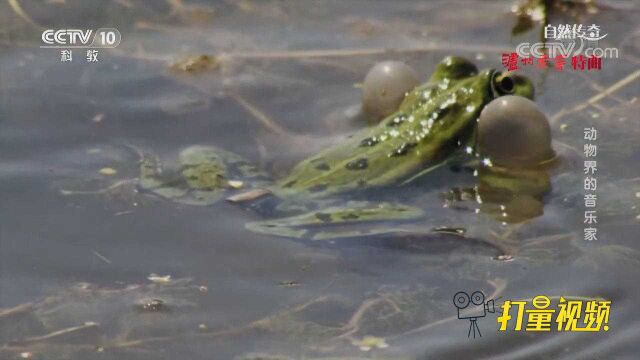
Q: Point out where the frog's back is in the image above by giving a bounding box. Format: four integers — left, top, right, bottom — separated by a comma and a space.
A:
277, 64, 495, 198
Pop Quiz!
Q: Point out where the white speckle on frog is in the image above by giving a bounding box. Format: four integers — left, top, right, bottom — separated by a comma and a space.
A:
389, 129, 400, 138
465, 146, 473, 154
466, 104, 476, 112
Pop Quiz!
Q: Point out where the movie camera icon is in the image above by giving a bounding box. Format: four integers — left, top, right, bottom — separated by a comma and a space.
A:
453, 291, 495, 338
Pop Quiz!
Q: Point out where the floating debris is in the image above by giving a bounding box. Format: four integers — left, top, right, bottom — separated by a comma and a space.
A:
148, 273, 172, 284
91, 113, 105, 123
171, 55, 219, 74
99, 167, 117, 176
138, 298, 166, 312
351, 335, 389, 351
278, 281, 301, 288
228, 180, 244, 189
432, 226, 467, 236
226, 188, 272, 203
495, 254, 515, 262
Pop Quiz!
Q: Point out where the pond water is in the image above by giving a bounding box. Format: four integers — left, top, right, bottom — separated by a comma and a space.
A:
1, 1, 639, 359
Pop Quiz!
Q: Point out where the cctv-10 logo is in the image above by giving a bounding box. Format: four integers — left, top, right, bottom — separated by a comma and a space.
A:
41, 28, 121, 48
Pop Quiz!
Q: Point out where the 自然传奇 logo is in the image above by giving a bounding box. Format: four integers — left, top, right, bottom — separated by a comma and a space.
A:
503, 23, 619, 72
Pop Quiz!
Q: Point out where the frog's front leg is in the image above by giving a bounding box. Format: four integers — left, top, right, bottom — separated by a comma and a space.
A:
136, 148, 205, 204
137, 145, 270, 206
245, 201, 424, 240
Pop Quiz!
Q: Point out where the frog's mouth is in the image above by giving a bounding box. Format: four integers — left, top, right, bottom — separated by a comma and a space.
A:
490, 71, 516, 97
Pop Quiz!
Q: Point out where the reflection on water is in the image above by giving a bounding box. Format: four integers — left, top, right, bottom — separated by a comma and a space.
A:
444, 162, 553, 224
1, 0, 640, 359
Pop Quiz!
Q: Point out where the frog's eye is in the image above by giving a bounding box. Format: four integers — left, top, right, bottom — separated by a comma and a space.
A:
493, 72, 515, 95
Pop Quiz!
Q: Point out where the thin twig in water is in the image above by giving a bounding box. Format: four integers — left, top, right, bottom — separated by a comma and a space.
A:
7, 0, 42, 28
109, 295, 333, 349
59, 179, 134, 196
92, 250, 112, 265
227, 91, 295, 138
388, 278, 507, 340
104, 277, 340, 349
11, 322, 100, 345
112, 43, 511, 65
0, 303, 33, 319
551, 69, 640, 124
223, 44, 513, 60
335, 294, 403, 340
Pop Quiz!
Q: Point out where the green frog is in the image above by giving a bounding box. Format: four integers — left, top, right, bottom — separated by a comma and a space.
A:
137, 56, 536, 240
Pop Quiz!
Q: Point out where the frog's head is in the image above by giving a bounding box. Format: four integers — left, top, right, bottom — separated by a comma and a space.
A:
426, 57, 551, 169
427, 56, 534, 104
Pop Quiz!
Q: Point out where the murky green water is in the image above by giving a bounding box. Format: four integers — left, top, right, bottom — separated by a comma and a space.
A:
1, 1, 639, 359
